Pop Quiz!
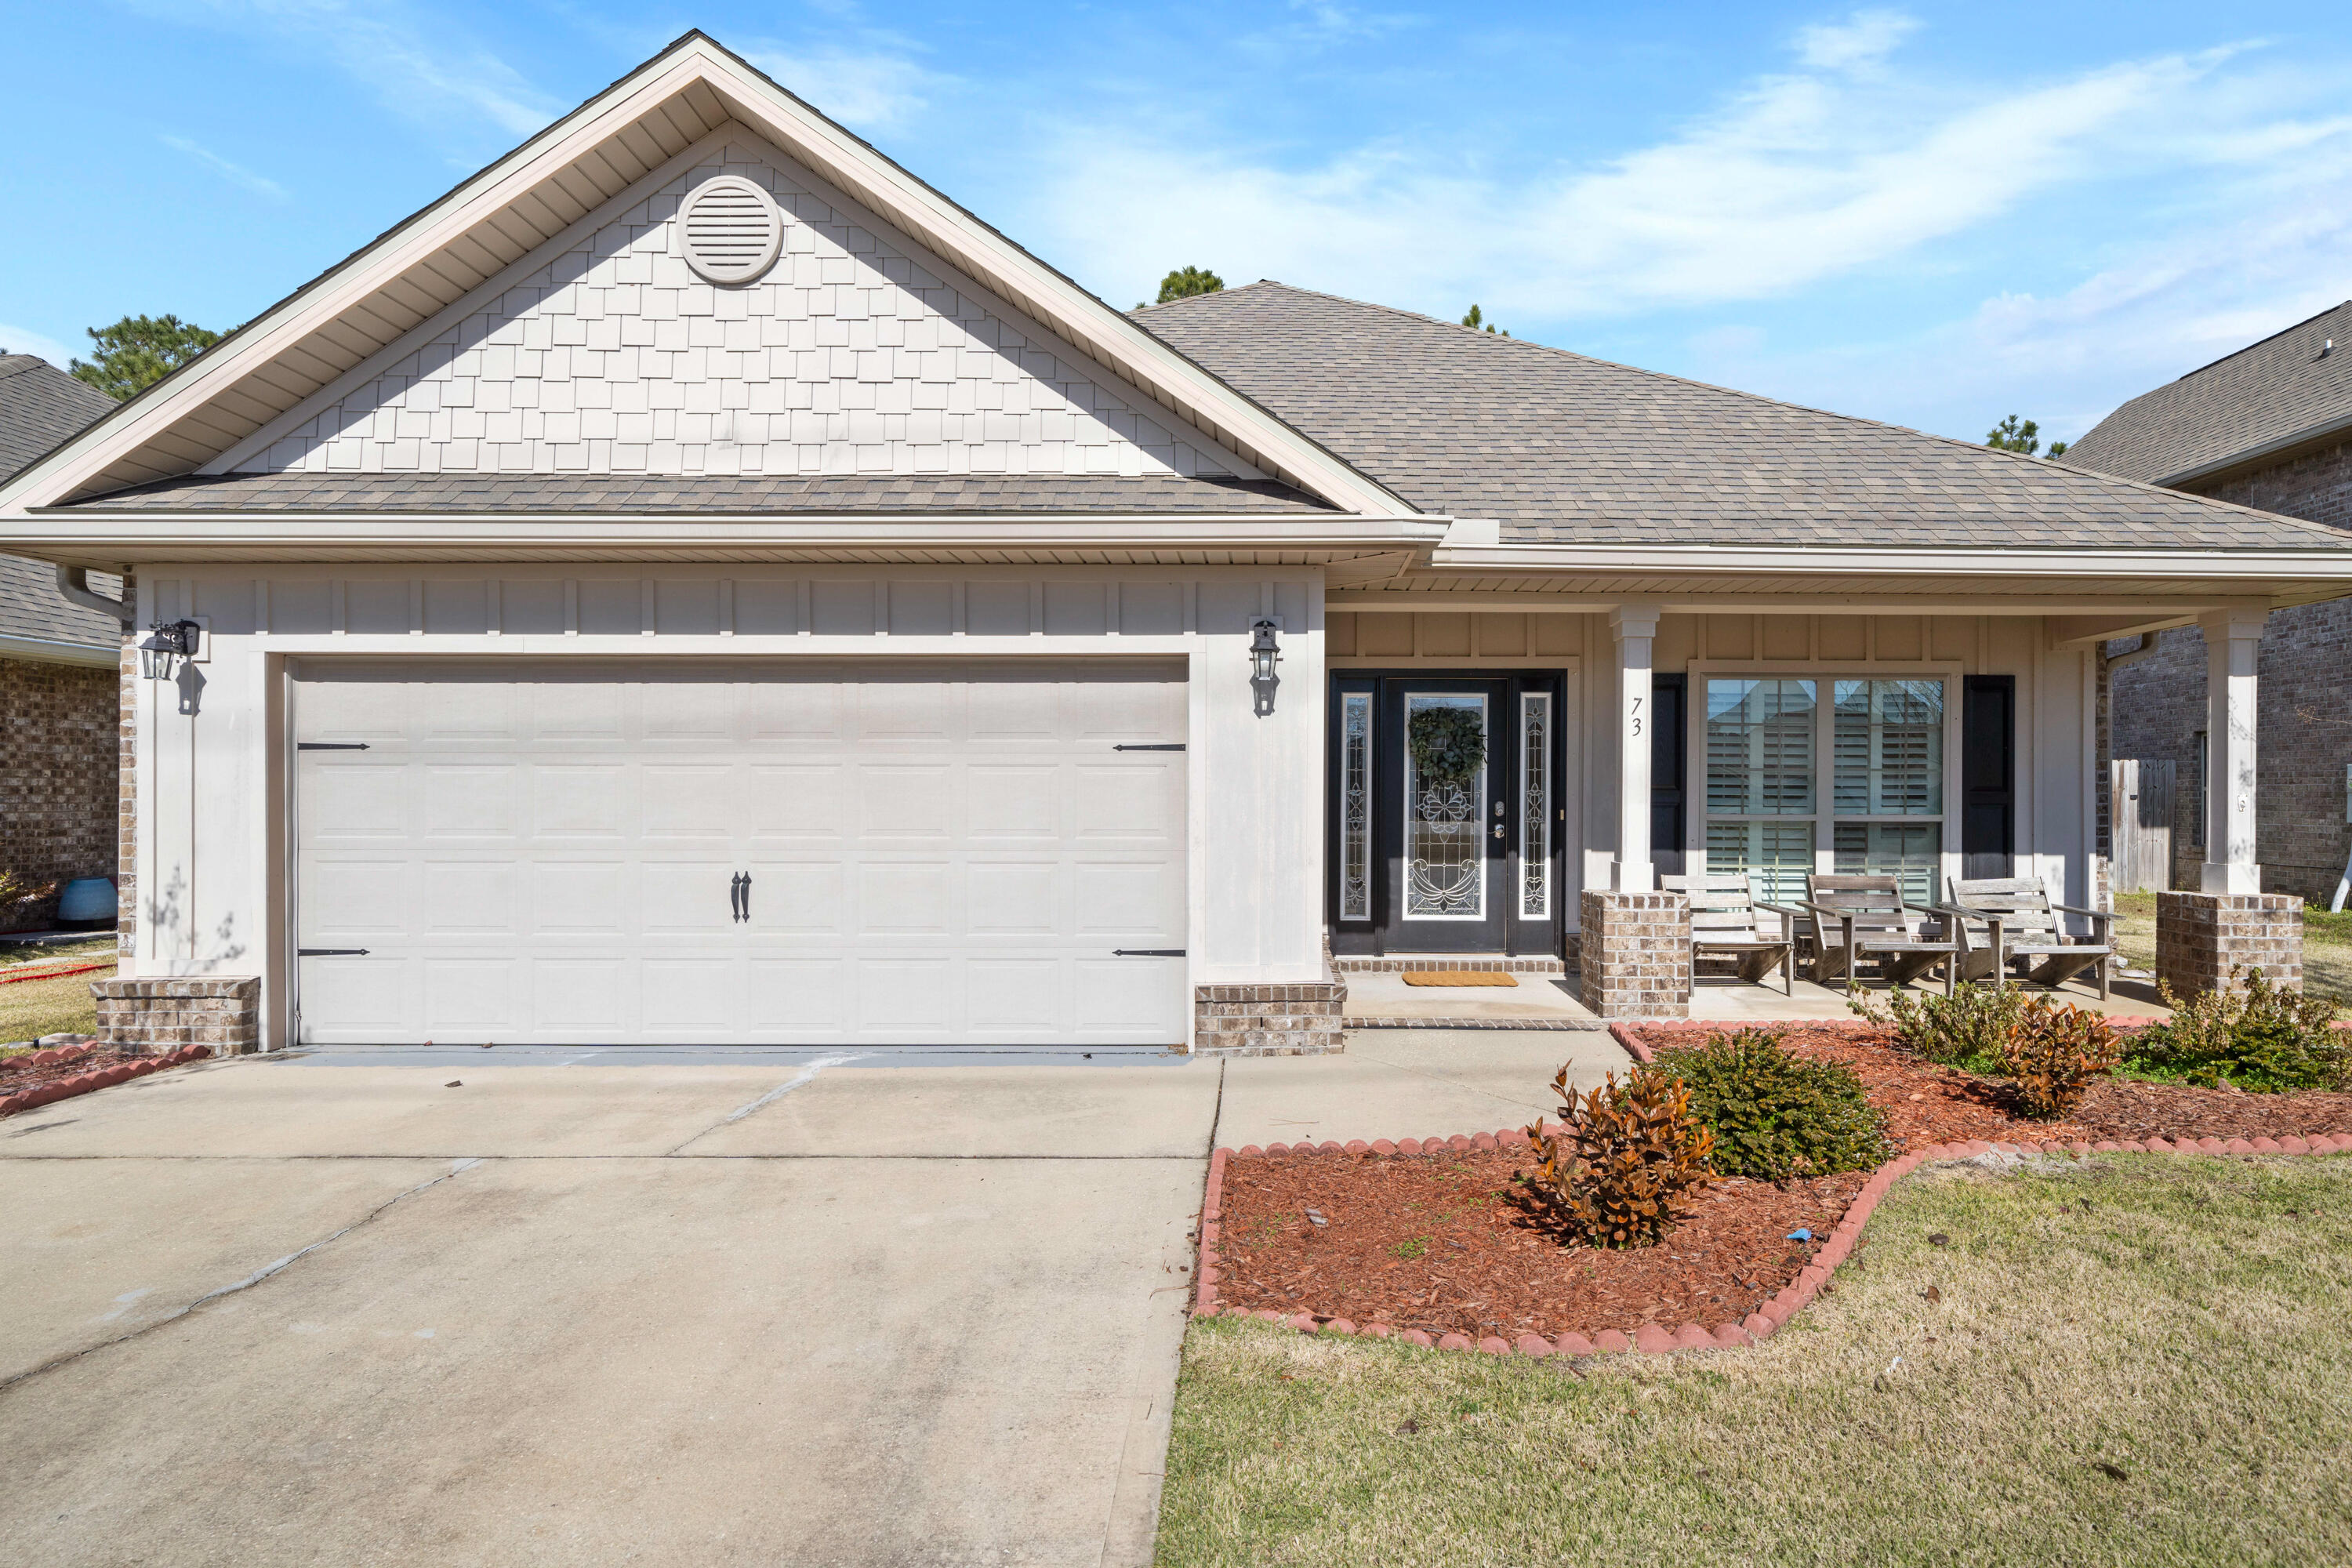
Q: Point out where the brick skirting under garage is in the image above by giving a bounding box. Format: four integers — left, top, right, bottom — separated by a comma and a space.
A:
1193, 982, 1347, 1056
92, 976, 261, 1055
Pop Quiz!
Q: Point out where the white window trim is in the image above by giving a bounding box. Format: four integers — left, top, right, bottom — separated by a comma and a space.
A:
1685, 661, 1965, 897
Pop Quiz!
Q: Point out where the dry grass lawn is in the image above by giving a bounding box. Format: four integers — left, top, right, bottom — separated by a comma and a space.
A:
0, 938, 114, 1046
1158, 1153, 2352, 1567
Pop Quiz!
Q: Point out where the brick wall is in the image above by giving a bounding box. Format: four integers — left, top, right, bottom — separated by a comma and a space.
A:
2108, 435, 2352, 902
1577, 890, 1691, 1018
0, 655, 120, 928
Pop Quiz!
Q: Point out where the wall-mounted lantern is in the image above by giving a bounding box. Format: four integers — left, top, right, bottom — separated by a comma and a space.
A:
1249, 617, 1282, 717
139, 619, 201, 682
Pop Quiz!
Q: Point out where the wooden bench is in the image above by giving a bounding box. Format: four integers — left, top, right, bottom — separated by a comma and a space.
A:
1798, 873, 1963, 996
1664, 873, 1795, 995
1945, 876, 2116, 1000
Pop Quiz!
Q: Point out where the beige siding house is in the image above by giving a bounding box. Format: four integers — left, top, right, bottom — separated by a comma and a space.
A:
5, 33, 2350, 1049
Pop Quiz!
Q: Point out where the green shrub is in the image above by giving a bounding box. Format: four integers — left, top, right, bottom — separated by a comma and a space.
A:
2001, 998, 2122, 1118
2131, 968, 2348, 1092
1520, 1065, 1713, 1249
1651, 1027, 1892, 1180
1849, 982, 2024, 1073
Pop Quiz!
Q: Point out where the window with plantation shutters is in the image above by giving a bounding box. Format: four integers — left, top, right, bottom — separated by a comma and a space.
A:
679, 176, 783, 284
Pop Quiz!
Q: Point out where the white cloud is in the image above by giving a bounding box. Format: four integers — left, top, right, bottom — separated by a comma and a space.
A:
160, 133, 288, 198
1795, 9, 1922, 72
744, 42, 950, 132
0, 323, 82, 370
127, 1, 561, 137
1022, 27, 2352, 339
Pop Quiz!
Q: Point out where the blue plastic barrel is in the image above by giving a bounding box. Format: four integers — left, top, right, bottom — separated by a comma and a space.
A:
56, 878, 118, 924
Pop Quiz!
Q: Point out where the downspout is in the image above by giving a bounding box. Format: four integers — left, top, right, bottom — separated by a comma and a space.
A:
2103, 630, 2161, 671
56, 564, 132, 627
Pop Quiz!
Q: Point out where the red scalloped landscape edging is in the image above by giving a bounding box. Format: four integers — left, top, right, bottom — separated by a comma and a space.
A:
0, 1044, 214, 1116
1192, 1124, 2352, 1358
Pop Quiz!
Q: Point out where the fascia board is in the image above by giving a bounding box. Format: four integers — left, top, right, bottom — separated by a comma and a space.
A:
0, 511, 1450, 558
0, 36, 1413, 521
1432, 543, 2352, 579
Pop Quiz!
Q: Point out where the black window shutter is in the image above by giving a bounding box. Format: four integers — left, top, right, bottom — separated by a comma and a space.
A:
1961, 675, 2015, 880
1650, 674, 1686, 877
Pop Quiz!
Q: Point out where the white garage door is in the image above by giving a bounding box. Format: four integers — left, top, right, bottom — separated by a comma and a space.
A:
292, 659, 1188, 1045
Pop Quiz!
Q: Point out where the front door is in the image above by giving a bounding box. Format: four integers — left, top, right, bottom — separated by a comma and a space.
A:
1329, 673, 1563, 956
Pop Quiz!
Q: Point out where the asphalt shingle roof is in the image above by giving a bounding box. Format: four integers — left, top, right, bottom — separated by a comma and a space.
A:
1141, 283, 2349, 550
2061, 301, 2352, 487
0, 356, 121, 649
0, 354, 115, 485
64, 471, 1334, 514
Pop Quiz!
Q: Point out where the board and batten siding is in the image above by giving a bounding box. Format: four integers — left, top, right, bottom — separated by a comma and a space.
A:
1329, 608, 2099, 931
125, 565, 1323, 1050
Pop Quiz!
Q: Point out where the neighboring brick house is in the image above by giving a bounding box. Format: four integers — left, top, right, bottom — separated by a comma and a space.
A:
2067, 302, 2352, 902
0, 354, 121, 930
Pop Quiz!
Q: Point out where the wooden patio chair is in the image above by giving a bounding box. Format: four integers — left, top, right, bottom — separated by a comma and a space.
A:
1944, 876, 2116, 1000
1798, 873, 1963, 996
1664, 872, 1796, 995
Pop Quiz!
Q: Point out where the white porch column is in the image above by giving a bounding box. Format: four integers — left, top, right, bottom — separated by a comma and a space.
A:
1610, 605, 1661, 892
2199, 606, 2268, 895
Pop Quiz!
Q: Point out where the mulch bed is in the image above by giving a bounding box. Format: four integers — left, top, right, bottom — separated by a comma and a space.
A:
1210, 1020, 2352, 1342
1216, 1149, 1860, 1341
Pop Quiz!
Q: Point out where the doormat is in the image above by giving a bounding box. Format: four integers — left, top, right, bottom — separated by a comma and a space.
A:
1399, 971, 1518, 988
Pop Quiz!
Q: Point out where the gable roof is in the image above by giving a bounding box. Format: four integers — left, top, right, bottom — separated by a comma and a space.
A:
2062, 300, 2352, 488
0, 354, 114, 483
1140, 282, 2352, 552
0, 33, 1407, 521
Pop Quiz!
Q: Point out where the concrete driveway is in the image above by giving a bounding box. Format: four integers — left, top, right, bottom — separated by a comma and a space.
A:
0, 1029, 1622, 1566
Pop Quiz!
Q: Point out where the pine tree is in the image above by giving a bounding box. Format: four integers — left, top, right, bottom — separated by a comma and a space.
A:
71, 314, 223, 401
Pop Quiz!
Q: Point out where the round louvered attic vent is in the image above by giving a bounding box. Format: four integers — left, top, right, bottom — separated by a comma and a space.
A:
679, 176, 784, 285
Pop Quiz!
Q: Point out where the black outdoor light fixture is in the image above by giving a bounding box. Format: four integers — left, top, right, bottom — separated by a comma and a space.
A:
139, 619, 201, 681
1248, 617, 1282, 717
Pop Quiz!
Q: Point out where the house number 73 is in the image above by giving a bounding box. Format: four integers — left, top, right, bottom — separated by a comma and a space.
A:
1628, 695, 1642, 738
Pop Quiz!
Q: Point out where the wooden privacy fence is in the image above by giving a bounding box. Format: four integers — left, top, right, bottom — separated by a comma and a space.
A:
2111, 758, 2175, 895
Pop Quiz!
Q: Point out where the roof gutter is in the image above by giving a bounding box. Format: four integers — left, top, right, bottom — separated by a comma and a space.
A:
1431, 543, 2352, 581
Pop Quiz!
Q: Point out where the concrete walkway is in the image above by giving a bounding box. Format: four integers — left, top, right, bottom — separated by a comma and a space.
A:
0, 1029, 1627, 1567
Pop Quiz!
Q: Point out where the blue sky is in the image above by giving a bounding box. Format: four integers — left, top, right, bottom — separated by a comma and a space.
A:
5, 1, 2350, 445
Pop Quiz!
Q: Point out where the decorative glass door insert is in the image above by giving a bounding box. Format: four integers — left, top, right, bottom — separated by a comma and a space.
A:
1339, 692, 1373, 921
1404, 693, 1487, 919
1520, 692, 1552, 919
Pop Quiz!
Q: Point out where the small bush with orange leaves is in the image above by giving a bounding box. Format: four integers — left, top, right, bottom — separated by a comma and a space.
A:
2000, 997, 2122, 1119
1520, 1065, 1714, 1249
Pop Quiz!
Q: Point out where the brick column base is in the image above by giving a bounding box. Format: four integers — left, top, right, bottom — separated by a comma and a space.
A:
1193, 982, 1347, 1056
2155, 892, 2301, 996
1578, 890, 1692, 1018
92, 976, 261, 1054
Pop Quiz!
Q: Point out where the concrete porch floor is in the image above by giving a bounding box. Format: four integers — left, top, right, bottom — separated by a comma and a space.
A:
1341, 964, 2173, 1025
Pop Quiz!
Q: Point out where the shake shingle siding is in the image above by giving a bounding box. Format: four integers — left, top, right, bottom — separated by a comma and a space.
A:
1141, 283, 2350, 551
64, 471, 1333, 514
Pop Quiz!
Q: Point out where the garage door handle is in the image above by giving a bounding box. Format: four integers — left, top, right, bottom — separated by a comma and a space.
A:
730, 872, 749, 923
298, 948, 370, 956
1112, 949, 1185, 957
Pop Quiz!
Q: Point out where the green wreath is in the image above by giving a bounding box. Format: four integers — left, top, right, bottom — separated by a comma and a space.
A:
1409, 706, 1486, 782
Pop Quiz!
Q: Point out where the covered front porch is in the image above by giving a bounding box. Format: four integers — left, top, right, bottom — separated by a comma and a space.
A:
1323, 586, 2303, 1022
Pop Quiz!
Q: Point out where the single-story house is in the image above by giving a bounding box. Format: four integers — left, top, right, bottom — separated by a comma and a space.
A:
2063, 301, 2352, 903
4, 32, 2349, 1051
0, 354, 123, 931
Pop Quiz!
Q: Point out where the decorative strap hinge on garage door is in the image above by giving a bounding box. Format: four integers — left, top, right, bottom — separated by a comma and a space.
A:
298, 948, 370, 956
1112, 742, 1185, 751
296, 742, 371, 750
1112, 949, 1186, 957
